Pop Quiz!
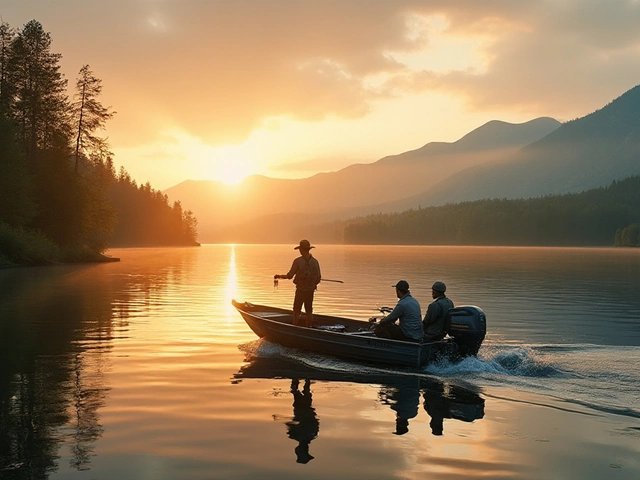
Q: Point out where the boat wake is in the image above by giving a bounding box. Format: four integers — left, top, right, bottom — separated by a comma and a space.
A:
239, 339, 562, 379
424, 343, 563, 378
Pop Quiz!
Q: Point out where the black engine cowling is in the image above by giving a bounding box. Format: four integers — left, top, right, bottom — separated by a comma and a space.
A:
445, 306, 486, 357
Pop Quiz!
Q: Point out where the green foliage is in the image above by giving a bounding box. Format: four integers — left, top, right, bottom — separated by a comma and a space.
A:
614, 223, 640, 247
9, 20, 70, 157
29, 148, 87, 246
108, 174, 199, 246
0, 19, 199, 266
343, 176, 640, 246
0, 21, 16, 115
71, 64, 115, 171
0, 113, 36, 226
0, 222, 61, 265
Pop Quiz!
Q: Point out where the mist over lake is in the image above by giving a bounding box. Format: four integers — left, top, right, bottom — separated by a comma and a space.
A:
1, 245, 639, 479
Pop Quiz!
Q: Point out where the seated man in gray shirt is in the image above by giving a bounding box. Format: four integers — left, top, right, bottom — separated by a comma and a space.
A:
374, 280, 424, 342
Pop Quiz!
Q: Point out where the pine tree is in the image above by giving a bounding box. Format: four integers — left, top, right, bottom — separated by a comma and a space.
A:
71, 65, 115, 172
0, 21, 16, 116
9, 20, 70, 159
0, 113, 36, 226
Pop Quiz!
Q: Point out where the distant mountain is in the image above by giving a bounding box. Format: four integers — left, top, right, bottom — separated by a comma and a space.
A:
404, 85, 640, 206
377, 117, 561, 162
165, 117, 560, 242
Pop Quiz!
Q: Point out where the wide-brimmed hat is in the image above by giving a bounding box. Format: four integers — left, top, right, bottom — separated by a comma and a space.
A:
294, 239, 315, 250
432, 281, 446, 292
392, 280, 410, 291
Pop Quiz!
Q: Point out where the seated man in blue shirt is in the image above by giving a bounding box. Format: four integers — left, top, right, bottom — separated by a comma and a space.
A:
374, 280, 424, 342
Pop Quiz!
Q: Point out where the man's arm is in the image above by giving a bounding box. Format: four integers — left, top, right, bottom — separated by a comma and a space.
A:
379, 302, 404, 325
276, 259, 298, 279
423, 302, 439, 327
284, 259, 298, 279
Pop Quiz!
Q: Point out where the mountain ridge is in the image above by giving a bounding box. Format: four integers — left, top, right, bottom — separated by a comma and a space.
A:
406, 85, 640, 206
165, 117, 561, 241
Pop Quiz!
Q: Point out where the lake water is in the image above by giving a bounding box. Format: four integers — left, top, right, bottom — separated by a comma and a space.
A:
1, 245, 639, 479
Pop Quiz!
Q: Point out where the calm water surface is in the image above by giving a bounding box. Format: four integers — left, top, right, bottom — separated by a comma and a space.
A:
1, 245, 639, 479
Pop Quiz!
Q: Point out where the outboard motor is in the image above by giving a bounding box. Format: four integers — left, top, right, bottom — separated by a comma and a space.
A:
445, 306, 486, 357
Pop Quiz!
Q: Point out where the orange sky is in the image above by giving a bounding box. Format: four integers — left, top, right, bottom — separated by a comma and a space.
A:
3, 1, 640, 189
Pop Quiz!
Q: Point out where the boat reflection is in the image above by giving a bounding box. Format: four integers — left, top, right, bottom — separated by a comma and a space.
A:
233, 356, 485, 462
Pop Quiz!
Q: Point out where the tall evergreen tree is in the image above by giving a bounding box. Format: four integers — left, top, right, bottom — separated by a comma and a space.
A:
78, 137, 117, 252
0, 18, 199, 263
0, 113, 35, 226
0, 21, 16, 116
71, 65, 115, 172
9, 20, 70, 159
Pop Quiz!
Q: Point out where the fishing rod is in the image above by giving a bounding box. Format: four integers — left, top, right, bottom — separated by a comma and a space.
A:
273, 276, 344, 288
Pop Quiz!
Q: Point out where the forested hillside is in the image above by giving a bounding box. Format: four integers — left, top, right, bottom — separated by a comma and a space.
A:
0, 20, 198, 266
109, 169, 198, 247
342, 176, 640, 247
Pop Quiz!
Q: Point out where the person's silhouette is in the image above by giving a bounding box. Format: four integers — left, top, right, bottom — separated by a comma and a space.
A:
423, 386, 447, 436
379, 379, 420, 435
422, 381, 486, 436
286, 379, 319, 463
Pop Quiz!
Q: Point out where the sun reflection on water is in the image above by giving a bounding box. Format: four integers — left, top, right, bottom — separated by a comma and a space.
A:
224, 245, 238, 317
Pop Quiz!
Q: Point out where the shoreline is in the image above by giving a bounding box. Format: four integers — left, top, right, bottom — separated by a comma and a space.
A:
0, 244, 201, 269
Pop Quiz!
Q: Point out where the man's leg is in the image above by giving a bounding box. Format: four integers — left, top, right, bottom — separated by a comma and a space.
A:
304, 291, 314, 327
374, 322, 410, 340
293, 290, 304, 326
374, 322, 392, 338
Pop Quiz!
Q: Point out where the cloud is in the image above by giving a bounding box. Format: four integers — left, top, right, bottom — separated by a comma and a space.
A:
4, 0, 640, 148
391, 1, 640, 119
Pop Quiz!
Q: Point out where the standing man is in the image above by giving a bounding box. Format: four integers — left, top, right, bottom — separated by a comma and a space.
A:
374, 280, 423, 342
423, 281, 454, 341
275, 240, 321, 327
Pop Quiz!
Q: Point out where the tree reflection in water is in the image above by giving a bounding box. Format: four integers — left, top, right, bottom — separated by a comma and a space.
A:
0, 295, 111, 478
0, 263, 179, 478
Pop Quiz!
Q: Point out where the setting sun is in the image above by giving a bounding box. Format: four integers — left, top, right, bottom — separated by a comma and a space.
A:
210, 145, 253, 185
143, 132, 256, 185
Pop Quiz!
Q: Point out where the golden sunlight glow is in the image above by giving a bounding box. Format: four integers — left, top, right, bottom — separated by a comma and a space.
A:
211, 146, 253, 185
180, 134, 255, 185
224, 245, 238, 316
114, 128, 257, 186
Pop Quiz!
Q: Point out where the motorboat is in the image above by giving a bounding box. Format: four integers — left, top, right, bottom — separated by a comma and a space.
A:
232, 300, 486, 368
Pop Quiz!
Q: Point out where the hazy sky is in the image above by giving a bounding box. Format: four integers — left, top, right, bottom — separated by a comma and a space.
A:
2, 0, 640, 188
